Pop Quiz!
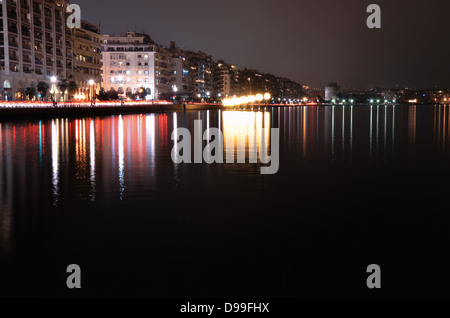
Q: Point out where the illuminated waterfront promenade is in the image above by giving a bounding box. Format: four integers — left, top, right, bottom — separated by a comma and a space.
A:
0, 100, 447, 119
0, 101, 223, 117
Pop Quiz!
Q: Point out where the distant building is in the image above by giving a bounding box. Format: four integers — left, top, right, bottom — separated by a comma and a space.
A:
169, 41, 194, 99
101, 31, 172, 100
169, 41, 214, 101
213, 60, 239, 100
73, 20, 102, 98
325, 83, 340, 101
279, 77, 303, 101
185, 50, 213, 100
0, 0, 74, 100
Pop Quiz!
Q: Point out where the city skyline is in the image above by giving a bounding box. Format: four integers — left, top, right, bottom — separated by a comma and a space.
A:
78, 0, 450, 89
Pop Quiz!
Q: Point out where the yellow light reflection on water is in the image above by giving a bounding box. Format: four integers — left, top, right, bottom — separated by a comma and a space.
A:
222, 111, 271, 163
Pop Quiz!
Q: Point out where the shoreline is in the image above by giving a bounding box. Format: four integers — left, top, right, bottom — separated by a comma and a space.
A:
0, 102, 444, 120
0, 103, 225, 119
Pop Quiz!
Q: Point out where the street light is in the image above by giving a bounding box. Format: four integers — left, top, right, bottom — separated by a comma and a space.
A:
50, 76, 57, 104
264, 93, 271, 104
172, 85, 178, 103
89, 79, 94, 103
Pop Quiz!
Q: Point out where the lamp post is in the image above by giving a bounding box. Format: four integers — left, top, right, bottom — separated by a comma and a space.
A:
256, 94, 263, 108
50, 76, 57, 105
89, 79, 94, 104
172, 85, 178, 103
264, 93, 271, 106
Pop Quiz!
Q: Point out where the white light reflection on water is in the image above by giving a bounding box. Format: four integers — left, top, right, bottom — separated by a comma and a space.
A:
52, 119, 59, 206
118, 115, 125, 200
90, 120, 96, 201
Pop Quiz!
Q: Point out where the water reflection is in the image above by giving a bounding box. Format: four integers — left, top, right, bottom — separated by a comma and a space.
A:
2, 106, 450, 257
222, 111, 271, 163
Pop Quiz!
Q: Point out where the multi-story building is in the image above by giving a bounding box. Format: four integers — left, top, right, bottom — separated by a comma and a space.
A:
73, 20, 101, 98
169, 41, 214, 102
101, 31, 172, 100
0, 0, 74, 100
213, 60, 239, 100
169, 41, 196, 100
186, 50, 213, 101
279, 77, 303, 101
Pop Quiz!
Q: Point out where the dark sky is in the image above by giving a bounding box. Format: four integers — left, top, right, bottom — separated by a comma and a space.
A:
76, 0, 450, 89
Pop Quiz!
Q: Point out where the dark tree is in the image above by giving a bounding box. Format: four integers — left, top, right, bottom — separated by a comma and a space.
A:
106, 89, 119, 100
68, 81, 78, 97
97, 88, 109, 101
133, 87, 150, 100
37, 81, 49, 100
25, 87, 36, 100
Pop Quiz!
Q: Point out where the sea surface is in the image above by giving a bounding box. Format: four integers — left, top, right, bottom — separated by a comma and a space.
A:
1, 105, 450, 297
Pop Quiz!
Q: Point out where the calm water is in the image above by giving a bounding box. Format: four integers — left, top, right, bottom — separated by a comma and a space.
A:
1, 105, 450, 298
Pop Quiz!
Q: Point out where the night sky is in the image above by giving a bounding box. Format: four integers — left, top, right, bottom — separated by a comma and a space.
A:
76, 0, 450, 89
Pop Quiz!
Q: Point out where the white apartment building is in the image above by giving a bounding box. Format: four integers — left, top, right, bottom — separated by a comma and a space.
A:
101, 31, 172, 100
0, 0, 74, 100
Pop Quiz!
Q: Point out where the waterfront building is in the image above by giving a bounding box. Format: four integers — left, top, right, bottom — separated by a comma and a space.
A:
325, 83, 340, 101
168, 41, 214, 102
213, 60, 239, 100
101, 31, 172, 100
169, 41, 194, 100
73, 20, 101, 100
186, 50, 213, 101
0, 0, 74, 100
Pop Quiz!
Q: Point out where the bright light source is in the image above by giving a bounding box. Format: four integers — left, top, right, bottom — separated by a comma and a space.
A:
264, 93, 271, 101
51, 76, 57, 83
